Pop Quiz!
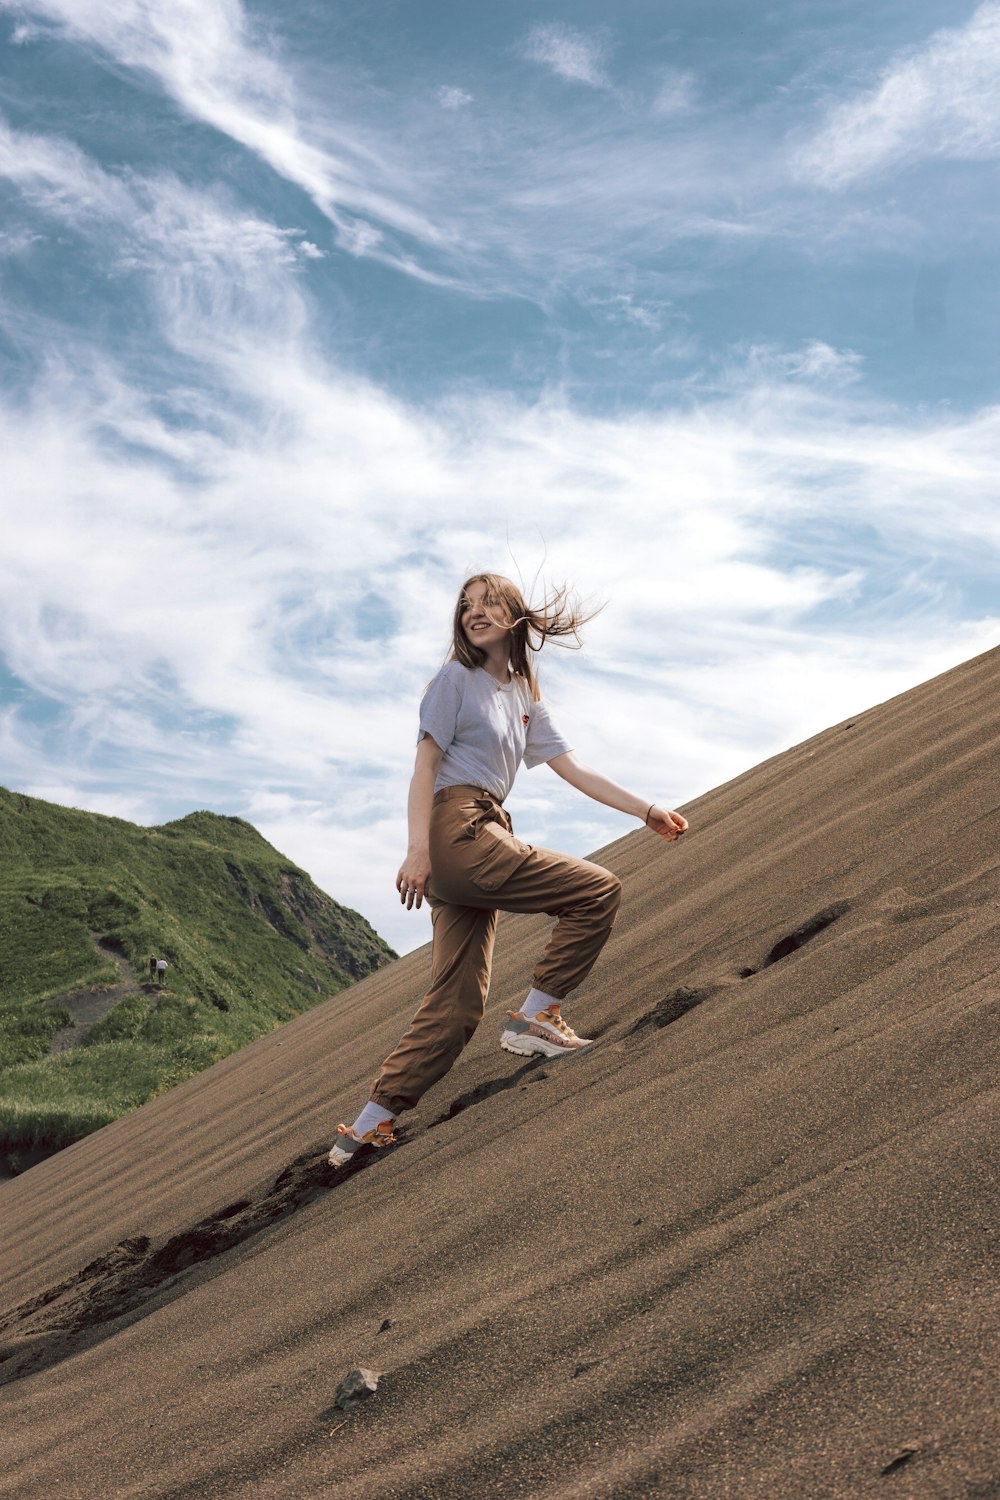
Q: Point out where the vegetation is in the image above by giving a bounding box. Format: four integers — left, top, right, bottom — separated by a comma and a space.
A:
0, 788, 396, 1172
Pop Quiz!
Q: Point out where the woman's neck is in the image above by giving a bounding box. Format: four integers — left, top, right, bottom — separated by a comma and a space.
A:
478, 646, 511, 684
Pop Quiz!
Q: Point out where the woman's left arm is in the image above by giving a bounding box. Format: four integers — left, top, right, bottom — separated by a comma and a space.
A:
547, 752, 688, 843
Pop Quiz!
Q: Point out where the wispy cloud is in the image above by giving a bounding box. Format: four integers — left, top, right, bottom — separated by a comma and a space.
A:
437, 85, 473, 111
0, 226, 43, 256
651, 69, 699, 117
795, 1, 1000, 187
5, 0, 993, 311
0, 0, 872, 305
0, 115, 328, 394
1, 0, 446, 266
9, 20, 44, 43
520, 22, 611, 88
0, 116, 134, 225
731, 340, 865, 389
4, 0, 749, 299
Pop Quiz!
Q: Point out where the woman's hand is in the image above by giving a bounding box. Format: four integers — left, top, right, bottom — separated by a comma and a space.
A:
645, 805, 688, 842
396, 847, 432, 909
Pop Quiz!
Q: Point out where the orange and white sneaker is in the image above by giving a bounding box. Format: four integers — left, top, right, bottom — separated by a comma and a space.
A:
327, 1118, 396, 1168
499, 1005, 593, 1059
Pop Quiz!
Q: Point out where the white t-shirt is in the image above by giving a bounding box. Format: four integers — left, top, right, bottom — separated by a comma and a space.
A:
418, 661, 572, 802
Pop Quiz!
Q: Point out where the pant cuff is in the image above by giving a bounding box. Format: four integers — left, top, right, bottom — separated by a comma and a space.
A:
371, 1089, 411, 1115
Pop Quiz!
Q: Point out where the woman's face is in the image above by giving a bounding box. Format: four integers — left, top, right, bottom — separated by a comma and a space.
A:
460, 579, 512, 650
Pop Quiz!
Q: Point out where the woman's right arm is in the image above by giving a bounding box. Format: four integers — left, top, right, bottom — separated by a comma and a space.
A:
396, 735, 443, 909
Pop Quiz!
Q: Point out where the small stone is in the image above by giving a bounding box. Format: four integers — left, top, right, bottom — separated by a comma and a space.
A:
377, 1318, 393, 1334
334, 1368, 380, 1411
880, 1446, 920, 1477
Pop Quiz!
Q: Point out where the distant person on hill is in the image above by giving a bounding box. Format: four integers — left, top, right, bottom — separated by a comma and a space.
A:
148, 956, 157, 982
156, 958, 168, 985
329, 572, 688, 1167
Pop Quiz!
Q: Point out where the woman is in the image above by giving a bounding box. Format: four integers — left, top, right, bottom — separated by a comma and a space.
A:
329, 573, 688, 1167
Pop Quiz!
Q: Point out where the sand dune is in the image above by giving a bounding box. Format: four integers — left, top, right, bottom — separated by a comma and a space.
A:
2, 647, 998, 1498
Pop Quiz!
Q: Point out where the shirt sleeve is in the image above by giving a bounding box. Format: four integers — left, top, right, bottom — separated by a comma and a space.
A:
417, 667, 461, 753
522, 698, 573, 769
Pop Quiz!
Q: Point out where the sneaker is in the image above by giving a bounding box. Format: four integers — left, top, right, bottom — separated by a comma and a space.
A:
327, 1118, 396, 1168
499, 1006, 594, 1059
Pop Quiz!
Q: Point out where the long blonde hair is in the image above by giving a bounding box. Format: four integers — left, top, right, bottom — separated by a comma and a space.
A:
449, 573, 600, 701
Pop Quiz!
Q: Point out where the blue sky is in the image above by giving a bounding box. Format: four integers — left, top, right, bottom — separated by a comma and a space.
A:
1, 0, 998, 956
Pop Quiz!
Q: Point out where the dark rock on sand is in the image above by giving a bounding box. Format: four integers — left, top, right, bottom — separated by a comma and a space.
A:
334, 1368, 381, 1412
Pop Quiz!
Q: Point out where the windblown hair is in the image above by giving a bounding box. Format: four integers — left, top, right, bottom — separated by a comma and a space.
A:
449, 573, 600, 701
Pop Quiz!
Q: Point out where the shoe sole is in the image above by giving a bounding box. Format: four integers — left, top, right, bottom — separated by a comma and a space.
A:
328, 1144, 360, 1167
500, 1031, 582, 1059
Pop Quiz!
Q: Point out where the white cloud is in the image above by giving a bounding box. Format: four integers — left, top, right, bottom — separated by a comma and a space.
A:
1, 0, 446, 266
652, 69, 699, 117
0, 227, 43, 255
795, 1, 1000, 186
732, 340, 865, 389
601, 293, 664, 332
9, 21, 44, 43
0, 114, 306, 274
18, 784, 156, 823
520, 22, 610, 88
0, 116, 325, 357
4, 0, 982, 309
0, 4, 790, 299
0, 116, 135, 225
437, 85, 473, 111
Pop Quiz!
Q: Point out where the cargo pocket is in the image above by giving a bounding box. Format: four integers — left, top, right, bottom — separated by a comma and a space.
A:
469, 820, 533, 892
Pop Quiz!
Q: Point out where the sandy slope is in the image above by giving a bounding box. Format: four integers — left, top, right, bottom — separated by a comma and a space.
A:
1, 648, 998, 1499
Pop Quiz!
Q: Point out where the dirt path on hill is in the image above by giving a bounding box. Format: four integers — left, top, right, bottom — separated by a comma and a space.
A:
47, 940, 162, 1053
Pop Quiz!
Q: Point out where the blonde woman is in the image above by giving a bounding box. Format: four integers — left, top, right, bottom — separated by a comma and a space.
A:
329, 574, 688, 1166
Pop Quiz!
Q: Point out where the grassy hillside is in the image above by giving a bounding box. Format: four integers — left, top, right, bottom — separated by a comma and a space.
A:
0, 788, 395, 1171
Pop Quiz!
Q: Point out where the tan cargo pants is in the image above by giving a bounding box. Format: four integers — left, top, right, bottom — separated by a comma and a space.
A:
371, 784, 623, 1114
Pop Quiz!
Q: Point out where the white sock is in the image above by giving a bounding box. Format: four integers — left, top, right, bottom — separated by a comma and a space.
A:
350, 1101, 396, 1137
521, 987, 562, 1020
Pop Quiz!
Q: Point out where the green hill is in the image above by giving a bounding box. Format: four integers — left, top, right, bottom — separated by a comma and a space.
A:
0, 788, 396, 1174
